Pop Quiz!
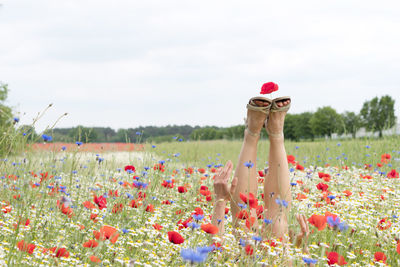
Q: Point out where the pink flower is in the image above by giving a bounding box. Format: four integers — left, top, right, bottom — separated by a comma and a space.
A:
260, 82, 279, 94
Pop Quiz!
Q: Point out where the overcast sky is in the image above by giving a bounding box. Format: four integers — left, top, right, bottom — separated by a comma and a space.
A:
1, 0, 399, 131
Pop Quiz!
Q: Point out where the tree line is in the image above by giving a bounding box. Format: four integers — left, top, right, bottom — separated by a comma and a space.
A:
0, 79, 397, 145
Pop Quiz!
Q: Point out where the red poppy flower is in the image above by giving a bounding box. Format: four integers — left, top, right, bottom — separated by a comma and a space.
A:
201, 223, 219, 234
193, 207, 204, 215
258, 170, 265, 177
381, 153, 391, 164
256, 205, 264, 219
296, 164, 304, 171
316, 183, 329, 192
374, 251, 387, 263
397, 242, 400, 254
83, 240, 98, 248
245, 217, 256, 230
50, 247, 69, 258
93, 225, 119, 244
308, 214, 327, 231
235, 210, 249, 220
178, 186, 187, 193
239, 192, 258, 209
198, 168, 206, 174
387, 169, 399, 178
260, 82, 279, 94
145, 204, 154, 212
90, 255, 101, 263
343, 190, 352, 197
327, 251, 347, 266
112, 203, 123, 213
153, 223, 163, 230
287, 155, 296, 164
377, 217, 391, 230
124, 165, 136, 172
83, 201, 96, 209
167, 231, 185, 244
93, 195, 107, 210
296, 193, 307, 201
17, 240, 36, 254
245, 244, 254, 255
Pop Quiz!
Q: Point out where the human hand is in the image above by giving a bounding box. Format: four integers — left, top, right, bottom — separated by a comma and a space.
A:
294, 214, 310, 253
213, 160, 238, 201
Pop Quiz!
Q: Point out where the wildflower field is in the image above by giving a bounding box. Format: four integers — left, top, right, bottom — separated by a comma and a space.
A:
1, 137, 400, 266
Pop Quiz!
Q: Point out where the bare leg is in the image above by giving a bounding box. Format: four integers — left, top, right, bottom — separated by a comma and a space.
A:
231, 100, 268, 226
263, 100, 291, 239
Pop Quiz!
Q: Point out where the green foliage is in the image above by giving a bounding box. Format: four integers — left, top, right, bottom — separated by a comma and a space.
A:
360, 95, 396, 137
340, 111, 361, 138
310, 106, 343, 138
67, 125, 98, 143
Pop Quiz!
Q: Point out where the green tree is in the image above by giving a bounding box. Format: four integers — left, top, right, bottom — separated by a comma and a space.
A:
339, 111, 361, 138
360, 95, 396, 137
310, 106, 343, 138
68, 126, 98, 143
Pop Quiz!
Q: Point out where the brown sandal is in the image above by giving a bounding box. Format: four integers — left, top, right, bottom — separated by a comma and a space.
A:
245, 97, 272, 137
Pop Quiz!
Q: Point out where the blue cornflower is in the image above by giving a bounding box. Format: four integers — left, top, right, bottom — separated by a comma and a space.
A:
366, 145, 370, 148
14, 117, 19, 123
136, 131, 142, 135
152, 145, 156, 148
252, 236, 262, 242
173, 136, 177, 139
327, 195, 336, 200
338, 222, 349, 232
244, 161, 254, 168
188, 222, 200, 229
197, 246, 214, 254
237, 203, 247, 209
178, 138, 183, 142
180, 248, 208, 263
193, 214, 204, 221
290, 182, 297, 186
303, 257, 318, 264
133, 181, 148, 189
263, 219, 272, 224
295, 146, 299, 149
239, 239, 246, 247
275, 198, 288, 208
122, 228, 129, 234
76, 141, 83, 146
289, 167, 295, 172
61, 146, 66, 151
337, 143, 341, 146
42, 134, 52, 142
159, 160, 165, 165
327, 216, 340, 227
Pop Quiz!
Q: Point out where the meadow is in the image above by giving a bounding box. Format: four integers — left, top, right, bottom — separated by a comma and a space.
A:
1, 137, 400, 266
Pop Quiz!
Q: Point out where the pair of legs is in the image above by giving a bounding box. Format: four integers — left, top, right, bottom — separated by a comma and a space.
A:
231, 98, 291, 238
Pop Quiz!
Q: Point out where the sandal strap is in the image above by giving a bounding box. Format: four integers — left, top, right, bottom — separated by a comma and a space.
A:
244, 118, 260, 137
271, 96, 291, 113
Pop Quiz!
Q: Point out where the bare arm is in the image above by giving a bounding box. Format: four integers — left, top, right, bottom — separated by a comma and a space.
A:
211, 160, 237, 236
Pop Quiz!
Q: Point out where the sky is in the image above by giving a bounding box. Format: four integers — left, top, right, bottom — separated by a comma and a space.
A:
1, 0, 399, 131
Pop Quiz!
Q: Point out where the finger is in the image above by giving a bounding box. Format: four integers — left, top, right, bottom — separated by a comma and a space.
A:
225, 162, 233, 181
230, 177, 238, 195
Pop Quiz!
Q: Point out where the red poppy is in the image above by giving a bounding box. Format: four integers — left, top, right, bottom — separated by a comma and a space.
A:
17, 240, 36, 254
50, 247, 69, 258
296, 164, 304, 171
93, 225, 119, 244
258, 170, 265, 177
308, 214, 327, 231
245, 217, 256, 230
287, 155, 296, 164
256, 205, 264, 219
236, 210, 249, 220
316, 183, 329, 192
112, 203, 123, 213
145, 204, 154, 212
245, 244, 254, 255
193, 207, 204, 215
178, 186, 187, 193
327, 251, 347, 266
201, 223, 219, 234
83, 201, 96, 209
296, 193, 307, 201
93, 195, 107, 210
167, 231, 185, 244
124, 165, 136, 172
90, 255, 101, 263
198, 168, 206, 174
239, 192, 258, 209
153, 223, 163, 230
260, 82, 279, 94
397, 241, 400, 254
381, 153, 391, 164
83, 240, 98, 248
374, 251, 387, 263
343, 190, 352, 197
387, 169, 399, 178
377, 217, 391, 230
